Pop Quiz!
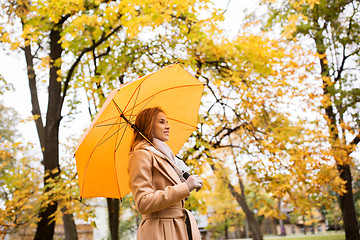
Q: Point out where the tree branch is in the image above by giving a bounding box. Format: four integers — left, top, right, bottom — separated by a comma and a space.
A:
59, 23, 123, 115
24, 43, 45, 152
350, 131, 360, 146
229, 137, 246, 198
212, 123, 249, 148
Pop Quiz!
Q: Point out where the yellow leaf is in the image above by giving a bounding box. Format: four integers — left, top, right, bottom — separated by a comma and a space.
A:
20, 114, 41, 123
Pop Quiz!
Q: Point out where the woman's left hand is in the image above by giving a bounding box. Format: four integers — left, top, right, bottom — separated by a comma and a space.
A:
185, 175, 203, 192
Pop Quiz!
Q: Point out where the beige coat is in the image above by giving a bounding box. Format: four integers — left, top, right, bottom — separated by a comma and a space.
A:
129, 141, 201, 240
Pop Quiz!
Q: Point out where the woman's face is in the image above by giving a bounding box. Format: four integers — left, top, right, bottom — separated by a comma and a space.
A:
153, 112, 170, 142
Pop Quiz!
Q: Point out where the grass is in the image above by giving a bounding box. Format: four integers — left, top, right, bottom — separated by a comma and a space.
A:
263, 232, 345, 240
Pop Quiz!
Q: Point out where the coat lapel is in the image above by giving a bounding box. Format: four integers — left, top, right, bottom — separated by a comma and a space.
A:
144, 146, 181, 185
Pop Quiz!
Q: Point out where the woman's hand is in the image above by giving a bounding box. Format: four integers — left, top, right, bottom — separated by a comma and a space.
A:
185, 175, 203, 192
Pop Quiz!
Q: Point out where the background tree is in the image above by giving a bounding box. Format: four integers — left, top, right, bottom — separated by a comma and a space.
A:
0, 75, 17, 141
203, 173, 246, 239
320, 191, 343, 231
352, 163, 360, 228
0, 130, 94, 239
0, 142, 41, 238
261, 0, 360, 238
118, 194, 141, 239
179, 19, 345, 239
0, 77, 93, 239
0, 78, 40, 237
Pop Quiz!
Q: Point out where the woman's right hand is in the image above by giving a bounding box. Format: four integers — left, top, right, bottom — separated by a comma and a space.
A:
185, 175, 203, 192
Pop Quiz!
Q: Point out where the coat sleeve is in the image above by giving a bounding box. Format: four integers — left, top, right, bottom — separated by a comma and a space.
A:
129, 149, 190, 215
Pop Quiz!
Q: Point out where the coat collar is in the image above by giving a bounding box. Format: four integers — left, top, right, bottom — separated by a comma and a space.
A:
134, 141, 181, 185
145, 145, 182, 185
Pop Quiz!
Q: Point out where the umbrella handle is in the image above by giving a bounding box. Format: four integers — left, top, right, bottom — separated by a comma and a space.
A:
182, 171, 190, 180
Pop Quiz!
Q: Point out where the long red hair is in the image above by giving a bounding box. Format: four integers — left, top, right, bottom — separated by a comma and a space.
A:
130, 107, 165, 151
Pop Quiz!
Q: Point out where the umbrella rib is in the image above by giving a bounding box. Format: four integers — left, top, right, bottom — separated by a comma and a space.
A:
112, 116, 124, 199
128, 81, 142, 118
118, 81, 154, 126
122, 84, 202, 129
94, 116, 121, 126
110, 99, 140, 199
95, 84, 149, 150
114, 124, 129, 152
95, 122, 127, 128
89, 99, 130, 199
96, 121, 128, 147
123, 83, 142, 129
123, 84, 203, 116
111, 99, 137, 199
111, 88, 154, 132
114, 84, 142, 151
167, 117, 198, 129
121, 84, 202, 130
128, 93, 155, 124
94, 121, 121, 127
111, 99, 133, 127
121, 78, 146, 118
80, 116, 124, 197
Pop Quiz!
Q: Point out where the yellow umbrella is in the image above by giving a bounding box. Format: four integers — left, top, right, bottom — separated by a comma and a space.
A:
74, 64, 204, 199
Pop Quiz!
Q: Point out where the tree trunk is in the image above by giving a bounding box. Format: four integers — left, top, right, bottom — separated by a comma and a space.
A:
245, 219, 249, 238
278, 200, 285, 236
62, 209, 79, 240
338, 163, 360, 240
107, 198, 119, 240
33, 27, 62, 240
314, 34, 360, 240
24, 34, 58, 240
208, 159, 263, 240
225, 223, 228, 239
226, 179, 263, 240
34, 27, 79, 240
34, 202, 58, 240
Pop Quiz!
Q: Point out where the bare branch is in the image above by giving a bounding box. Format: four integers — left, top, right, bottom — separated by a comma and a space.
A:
24, 44, 45, 152
222, 0, 232, 14
59, 23, 123, 115
350, 131, 360, 146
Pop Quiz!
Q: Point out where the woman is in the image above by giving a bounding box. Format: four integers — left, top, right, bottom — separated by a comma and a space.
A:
128, 107, 203, 240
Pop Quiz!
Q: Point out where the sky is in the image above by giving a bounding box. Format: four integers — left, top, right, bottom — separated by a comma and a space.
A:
0, 0, 259, 152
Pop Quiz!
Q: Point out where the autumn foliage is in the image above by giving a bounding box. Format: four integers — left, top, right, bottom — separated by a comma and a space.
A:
0, 0, 358, 239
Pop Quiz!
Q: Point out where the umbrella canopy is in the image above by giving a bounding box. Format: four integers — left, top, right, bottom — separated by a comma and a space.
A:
74, 64, 204, 199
